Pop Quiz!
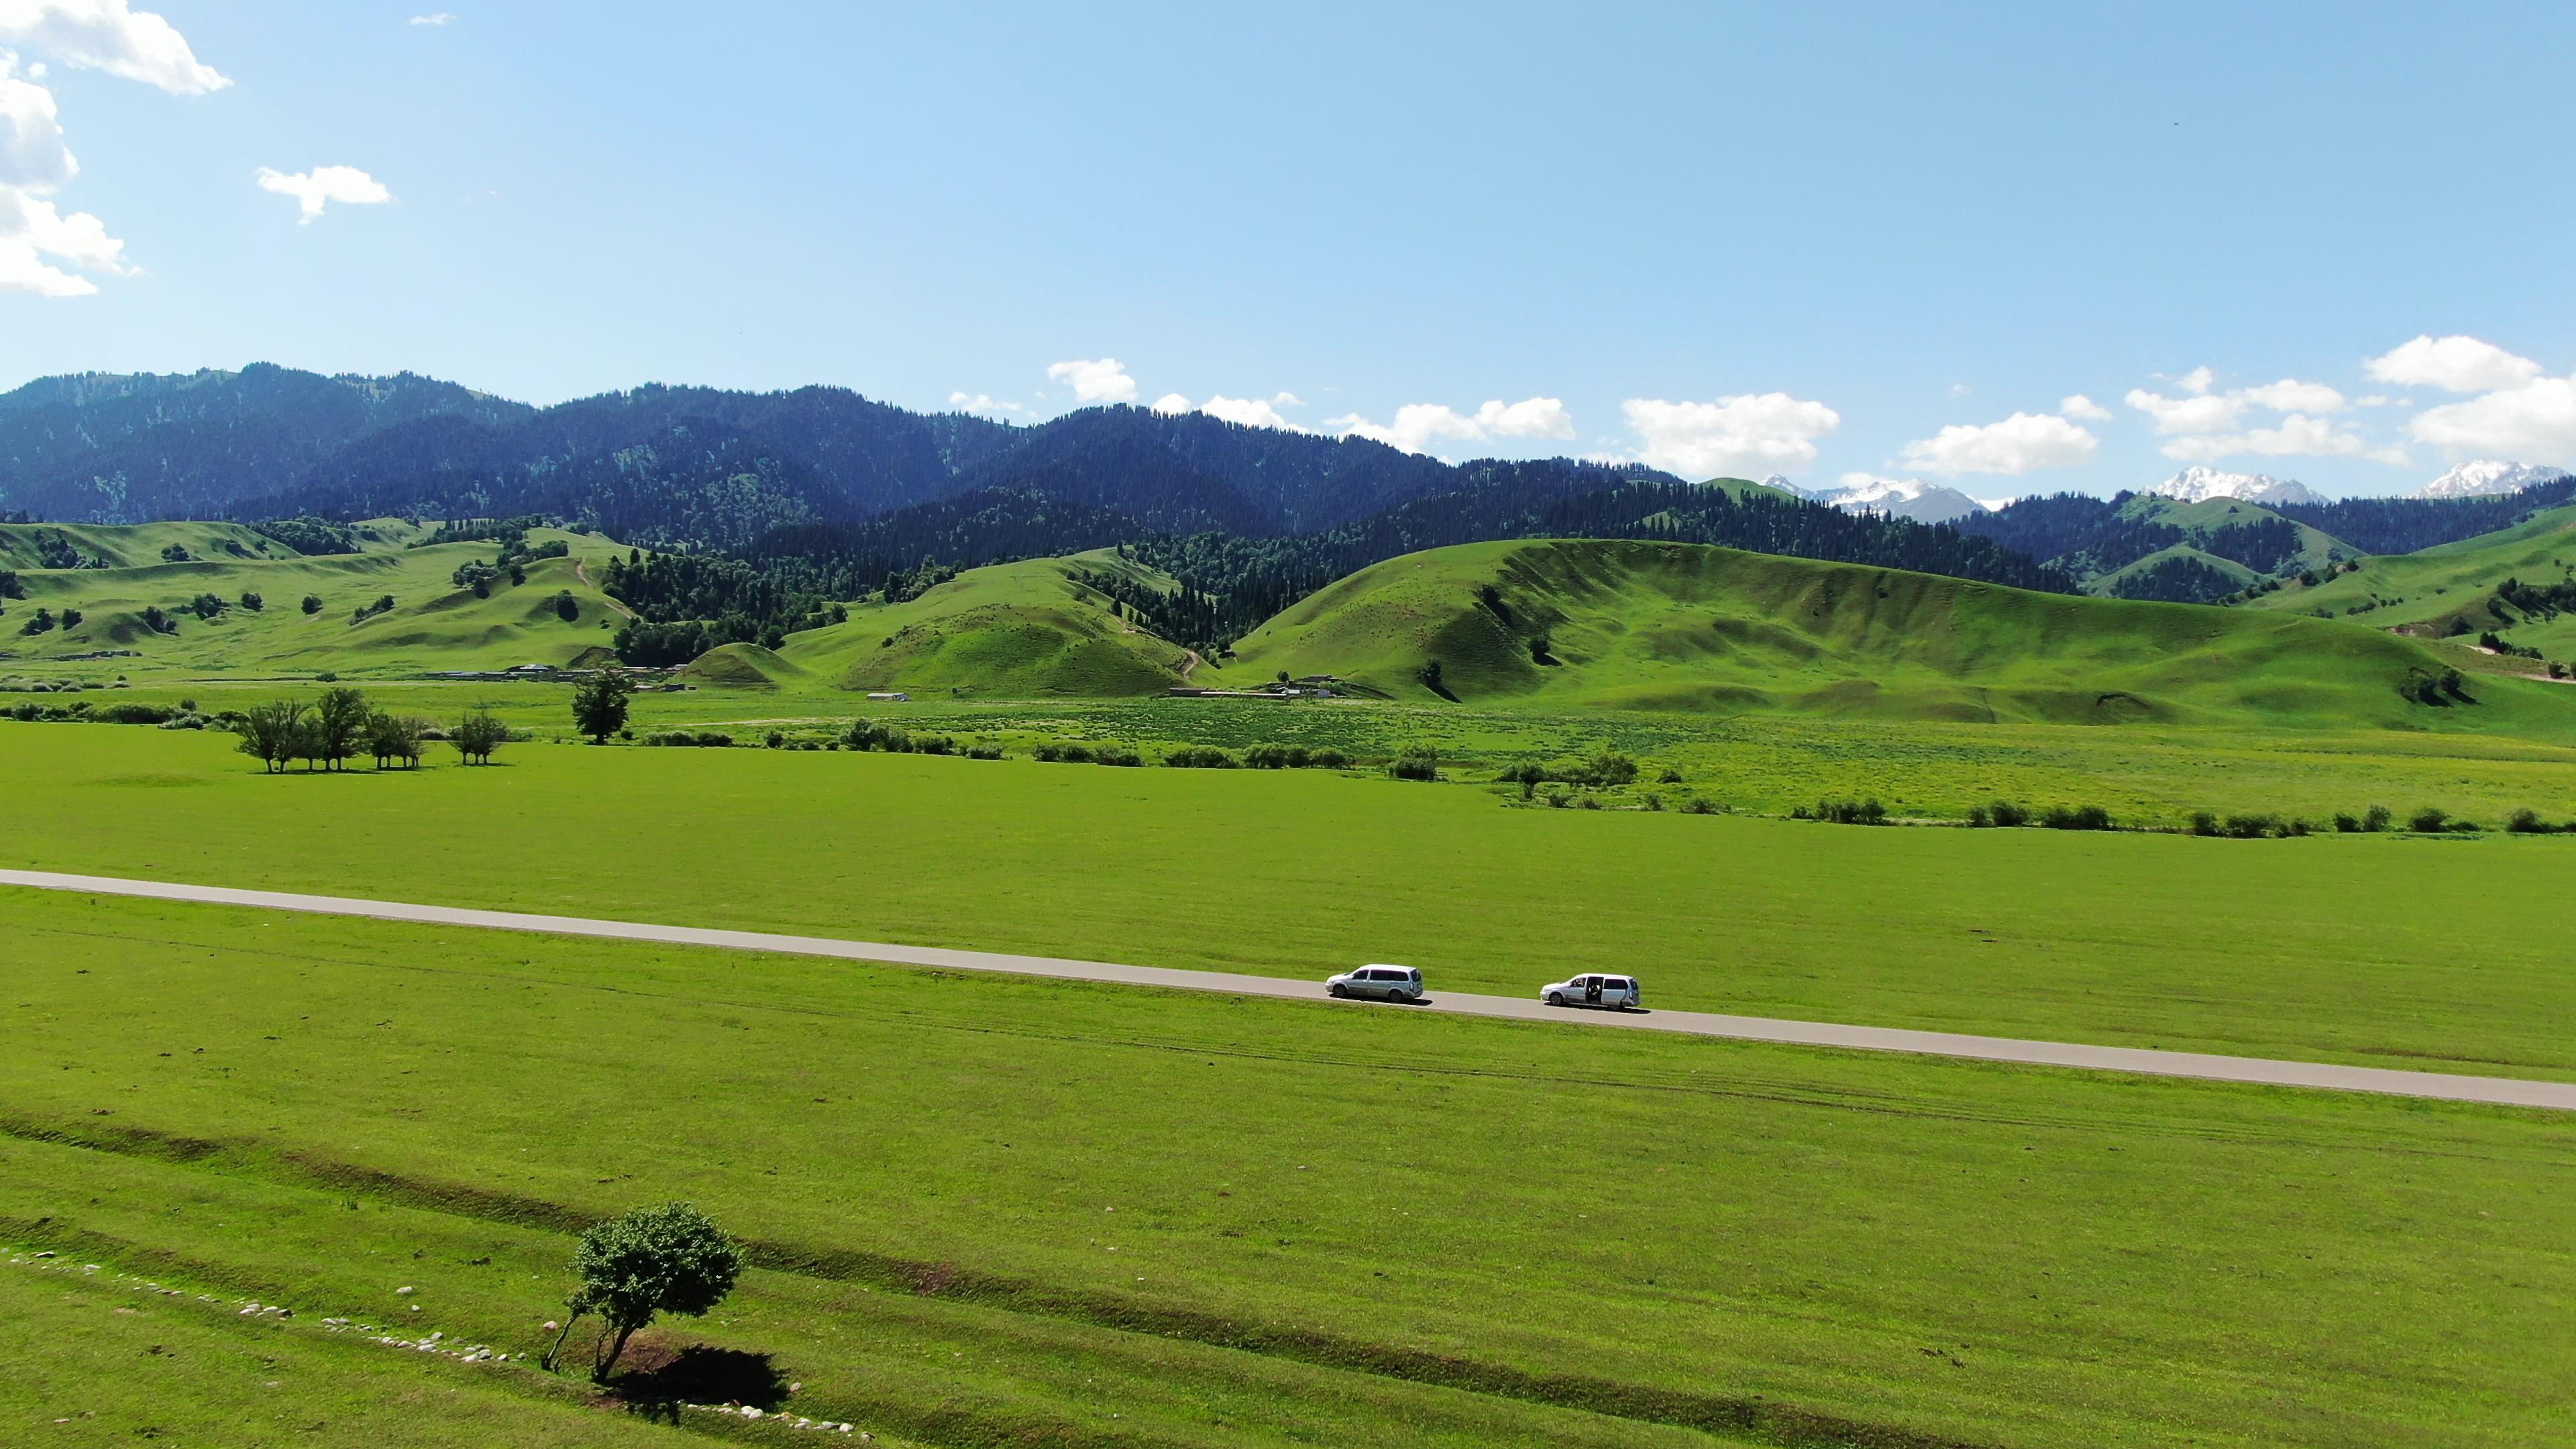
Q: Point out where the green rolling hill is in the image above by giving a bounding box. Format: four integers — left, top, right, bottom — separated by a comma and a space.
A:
777, 550, 1195, 696
1218, 536, 2573, 731
1, 523, 631, 677
2245, 501, 2576, 661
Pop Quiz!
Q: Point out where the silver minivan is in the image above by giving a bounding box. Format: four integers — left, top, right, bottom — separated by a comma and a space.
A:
1327, 964, 1424, 1003
1542, 973, 1643, 1010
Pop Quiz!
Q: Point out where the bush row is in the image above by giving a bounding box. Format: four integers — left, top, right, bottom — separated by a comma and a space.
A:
1162, 744, 1354, 769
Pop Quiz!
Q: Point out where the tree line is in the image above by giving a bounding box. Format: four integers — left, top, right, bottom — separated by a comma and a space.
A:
234, 687, 508, 771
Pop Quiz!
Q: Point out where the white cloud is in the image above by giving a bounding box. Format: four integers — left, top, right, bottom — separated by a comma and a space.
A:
254, 164, 392, 223
0, 0, 229, 94
0, 52, 74, 189
2236, 378, 2347, 414
2058, 393, 2112, 421
2365, 334, 2543, 395
2412, 376, 2576, 462
1332, 396, 1575, 455
1618, 393, 1838, 477
1898, 411, 2097, 476
1198, 394, 1296, 430
2161, 414, 2408, 466
1148, 392, 1191, 415
408, 12, 457, 25
2124, 369, 2392, 463
1044, 357, 1138, 405
1271, 390, 1303, 408
947, 391, 1022, 415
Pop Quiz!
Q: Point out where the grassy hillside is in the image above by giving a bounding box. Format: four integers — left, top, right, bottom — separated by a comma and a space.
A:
0, 525, 632, 677
1218, 536, 2570, 731
2247, 501, 2576, 661
0, 519, 296, 570
780, 549, 1193, 696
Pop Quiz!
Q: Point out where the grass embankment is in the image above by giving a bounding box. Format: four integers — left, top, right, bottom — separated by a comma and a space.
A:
781, 552, 1193, 697
0, 525, 629, 678
5, 726, 2575, 1077
1214, 538, 2576, 735
5, 890, 2569, 1448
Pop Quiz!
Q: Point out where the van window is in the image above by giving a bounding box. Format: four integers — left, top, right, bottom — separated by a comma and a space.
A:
1606, 978, 1629, 990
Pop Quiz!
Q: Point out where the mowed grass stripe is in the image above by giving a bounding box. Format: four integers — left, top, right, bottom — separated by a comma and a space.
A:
11, 868, 2572, 1110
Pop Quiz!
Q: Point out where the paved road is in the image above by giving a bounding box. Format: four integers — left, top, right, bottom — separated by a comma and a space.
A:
9, 867, 2573, 1112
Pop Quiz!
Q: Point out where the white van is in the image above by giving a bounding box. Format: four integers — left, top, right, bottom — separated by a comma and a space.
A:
1326, 964, 1424, 1003
1542, 973, 1642, 1010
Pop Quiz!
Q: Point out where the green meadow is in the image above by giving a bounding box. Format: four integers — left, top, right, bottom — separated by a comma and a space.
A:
6, 724, 2576, 1078
1, 524, 631, 679
5, 889, 2569, 1448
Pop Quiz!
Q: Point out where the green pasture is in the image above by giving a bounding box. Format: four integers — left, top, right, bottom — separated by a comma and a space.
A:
6, 724, 2576, 1077
776, 551, 1196, 696
1212, 538, 2576, 736
4, 890, 2568, 1448
2247, 501, 2576, 659
0, 525, 630, 680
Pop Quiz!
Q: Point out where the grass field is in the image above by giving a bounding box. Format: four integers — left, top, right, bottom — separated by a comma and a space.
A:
5, 888, 2569, 1448
7, 724, 2576, 1079
779, 552, 1196, 697
2247, 502, 2576, 661
1, 525, 631, 679
1213, 538, 2576, 735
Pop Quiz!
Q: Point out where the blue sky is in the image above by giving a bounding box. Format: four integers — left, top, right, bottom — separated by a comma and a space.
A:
3, 2, 2573, 498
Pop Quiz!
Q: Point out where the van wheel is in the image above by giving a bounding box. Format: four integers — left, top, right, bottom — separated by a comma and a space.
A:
1328, 983, 1347, 998
1545, 991, 1564, 1006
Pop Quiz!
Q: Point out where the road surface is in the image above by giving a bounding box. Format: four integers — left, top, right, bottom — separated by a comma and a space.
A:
7, 867, 2571, 1112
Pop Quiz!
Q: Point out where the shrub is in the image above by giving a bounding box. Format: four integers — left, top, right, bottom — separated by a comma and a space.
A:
1243, 743, 1307, 769
2189, 811, 2220, 837
1806, 798, 1888, 825
352, 594, 396, 624
2407, 806, 2450, 834
91, 702, 174, 724
239, 592, 264, 612
647, 730, 733, 748
843, 720, 913, 753
1969, 800, 2029, 828
140, 605, 176, 634
1657, 767, 1684, 784
1032, 743, 1093, 763
1308, 749, 1350, 769
2332, 812, 2362, 833
2040, 804, 2112, 831
554, 591, 580, 622
1165, 746, 1238, 769
1095, 747, 1142, 767
915, 735, 957, 756
2224, 813, 2282, 839
301, 594, 323, 615
2363, 804, 2392, 833
1577, 792, 1603, 810
1580, 751, 1639, 788
965, 743, 1003, 760
764, 730, 786, 749
187, 592, 226, 620
2506, 808, 2551, 835
1500, 761, 1548, 800
1642, 793, 1664, 811
1680, 796, 1721, 815
1389, 745, 1440, 782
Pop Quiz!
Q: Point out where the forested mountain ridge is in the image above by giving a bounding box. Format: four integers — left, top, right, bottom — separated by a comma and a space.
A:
0, 365, 530, 523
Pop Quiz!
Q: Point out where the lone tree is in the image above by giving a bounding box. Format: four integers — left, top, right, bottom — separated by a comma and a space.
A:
237, 698, 307, 773
543, 1202, 744, 1383
571, 670, 633, 743
451, 706, 507, 765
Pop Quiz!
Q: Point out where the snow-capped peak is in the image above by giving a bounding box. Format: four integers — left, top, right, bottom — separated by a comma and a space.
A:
1781, 474, 1990, 525
2414, 460, 2573, 500
2141, 466, 2322, 506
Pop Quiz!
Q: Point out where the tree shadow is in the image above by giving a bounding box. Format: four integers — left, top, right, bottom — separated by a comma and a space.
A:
607, 1342, 790, 1422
